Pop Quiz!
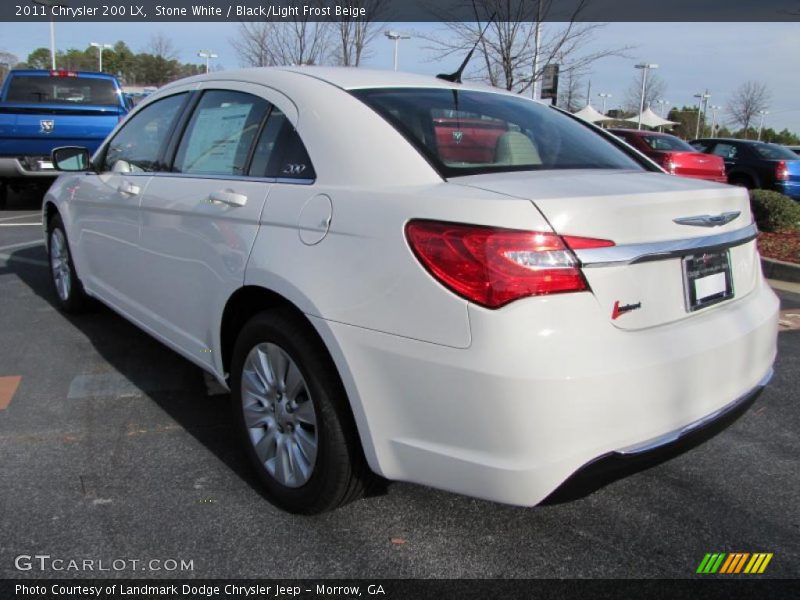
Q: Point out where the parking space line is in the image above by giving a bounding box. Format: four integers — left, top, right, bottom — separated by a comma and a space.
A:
0, 252, 48, 267
0, 240, 44, 252
0, 213, 40, 223
0, 376, 22, 410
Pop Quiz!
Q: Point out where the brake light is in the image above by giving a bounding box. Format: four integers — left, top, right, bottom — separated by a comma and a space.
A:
405, 220, 614, 309
776, 160, 789, 181
662, 154, 677, 174
49, 70, 78, 78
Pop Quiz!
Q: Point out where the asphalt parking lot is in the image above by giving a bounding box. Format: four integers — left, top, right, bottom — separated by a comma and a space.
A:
0, 193, 798, 579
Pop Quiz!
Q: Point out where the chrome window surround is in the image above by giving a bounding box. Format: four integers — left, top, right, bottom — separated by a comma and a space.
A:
575, 223, 758, 268
102, 171, 315, 186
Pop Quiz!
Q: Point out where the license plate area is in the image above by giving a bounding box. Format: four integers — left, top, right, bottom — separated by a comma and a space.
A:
682, 250, 734, 312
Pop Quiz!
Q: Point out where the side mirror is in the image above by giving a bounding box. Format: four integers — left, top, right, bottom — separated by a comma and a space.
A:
52, 146, 92, 172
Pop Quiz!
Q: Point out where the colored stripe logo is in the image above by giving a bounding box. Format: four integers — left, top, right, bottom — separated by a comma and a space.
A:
697, 552, 773, 574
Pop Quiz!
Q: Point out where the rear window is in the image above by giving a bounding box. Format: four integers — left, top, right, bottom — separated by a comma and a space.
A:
752, 143, 798, 160
5, 74, 119, 106
641, 135, 694, 152
352, 88, 644, 177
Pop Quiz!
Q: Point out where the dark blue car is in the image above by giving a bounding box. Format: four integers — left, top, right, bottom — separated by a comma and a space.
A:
0, 69, 129, 207
690, 137, 800, 200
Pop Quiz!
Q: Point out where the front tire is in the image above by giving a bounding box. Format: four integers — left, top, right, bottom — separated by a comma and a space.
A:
47, 214, 91, 312
231, 309, 371, 514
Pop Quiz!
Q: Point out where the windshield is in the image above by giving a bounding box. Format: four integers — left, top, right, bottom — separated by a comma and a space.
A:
352, 88, 645, 177
752, 143, 799, 160
641, 134, 695, 152
5, 75, 119, 107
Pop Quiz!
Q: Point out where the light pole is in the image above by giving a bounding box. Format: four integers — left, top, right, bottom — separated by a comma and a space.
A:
385, 31, 411, 71
90, 42, 112, 72
33, 0, 67, 70
655, 99, 670, 117
597, 92, 612, 114
197, 50, 218, 74
693, 91, 711, 138
757, 110, 769, 141
708, 105, 722, 137
634, 63, 658, 130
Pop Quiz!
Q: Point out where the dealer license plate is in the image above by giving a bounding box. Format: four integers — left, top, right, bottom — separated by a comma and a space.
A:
682, 250, 734, 312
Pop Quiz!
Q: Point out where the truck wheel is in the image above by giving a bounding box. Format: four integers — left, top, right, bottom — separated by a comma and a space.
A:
47, 214, 91, 312
230, 309, 372, 514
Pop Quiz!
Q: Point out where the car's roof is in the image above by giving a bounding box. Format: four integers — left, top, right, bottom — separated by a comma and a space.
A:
167, 66, 529, 97
609, 128, 674, 138
692, 137, 765, 145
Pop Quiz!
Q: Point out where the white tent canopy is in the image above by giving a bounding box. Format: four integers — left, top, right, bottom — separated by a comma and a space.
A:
624, 107, 678, 128
572, 104, 614, 123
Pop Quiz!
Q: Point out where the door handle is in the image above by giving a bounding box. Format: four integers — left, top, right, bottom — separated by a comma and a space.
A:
209, 189, 248, 207
117, 181, 141, 196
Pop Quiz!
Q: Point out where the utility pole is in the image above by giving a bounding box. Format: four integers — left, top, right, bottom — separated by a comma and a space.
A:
634, 63, 658, 130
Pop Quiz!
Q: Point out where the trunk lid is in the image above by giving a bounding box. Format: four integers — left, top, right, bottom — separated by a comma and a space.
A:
660, 150, 726, 180
452, 169, 759, 330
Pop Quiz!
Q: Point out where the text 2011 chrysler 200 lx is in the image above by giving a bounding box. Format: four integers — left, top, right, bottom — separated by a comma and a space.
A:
43, 67, 779, 513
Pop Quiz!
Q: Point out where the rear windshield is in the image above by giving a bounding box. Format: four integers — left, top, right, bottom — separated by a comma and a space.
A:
752, 143, 798, 160
352, 88, 644, 177
641, 134, 694, 152
5, 75, 119, 106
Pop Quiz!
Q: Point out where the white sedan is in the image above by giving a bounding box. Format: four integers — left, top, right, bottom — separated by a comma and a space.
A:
44, 67, 779, 514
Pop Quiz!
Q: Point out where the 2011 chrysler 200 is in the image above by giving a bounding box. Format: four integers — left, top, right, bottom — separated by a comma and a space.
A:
43, 68, 779, 514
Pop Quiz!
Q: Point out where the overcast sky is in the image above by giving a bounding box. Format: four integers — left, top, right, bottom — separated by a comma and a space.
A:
1, 21, 798, 133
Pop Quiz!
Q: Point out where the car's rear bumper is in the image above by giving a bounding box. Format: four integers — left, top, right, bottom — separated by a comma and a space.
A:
0, 156, 59, 179
312, 273, 779, 507
776, 180, 800, 200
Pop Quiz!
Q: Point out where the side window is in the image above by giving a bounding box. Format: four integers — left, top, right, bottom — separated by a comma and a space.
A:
690, 141, 708, 152
711, 143, 737, 160
173, 90, 270, 176
103, 93, 187, 173
249, 108, 316, 180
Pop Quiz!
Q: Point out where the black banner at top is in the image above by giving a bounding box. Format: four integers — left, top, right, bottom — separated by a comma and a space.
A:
2, 0, 800, 22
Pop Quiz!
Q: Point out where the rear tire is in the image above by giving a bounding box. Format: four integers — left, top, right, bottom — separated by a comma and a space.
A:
47, 214, 91, 313
230, 309, 372, 514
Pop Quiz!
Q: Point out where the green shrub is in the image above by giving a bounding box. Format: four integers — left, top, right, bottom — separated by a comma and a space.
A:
749, 189, 800, 232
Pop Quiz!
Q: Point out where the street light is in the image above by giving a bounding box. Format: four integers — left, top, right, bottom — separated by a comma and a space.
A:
708, 105, 722, 137
693, 91, 711, 138
33, 0, 67, 70
385, 31, 411, 71
597, 92, 612, 114
757, 110, 769, 141
655, 99, 670, 117
90, 42, 112, 72
197, 50, 218, 74
634, 63, 658, 130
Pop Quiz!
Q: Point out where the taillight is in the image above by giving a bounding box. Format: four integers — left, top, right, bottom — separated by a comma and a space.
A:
662, 154, 677, 173
405, 220, 614, 309
776, 161, 789, 181
49, 70, 78, 78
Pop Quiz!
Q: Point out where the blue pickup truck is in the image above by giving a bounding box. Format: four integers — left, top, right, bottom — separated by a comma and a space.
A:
0, 69, 129, 207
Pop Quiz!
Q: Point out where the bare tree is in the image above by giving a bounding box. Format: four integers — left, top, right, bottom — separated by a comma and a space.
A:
147, 33, 178, 61
557, 68, 586, 111
335, 0, 391, 66
231, 22, 272, 67
623, 71, 667, 113
728, 81, 770, 132
422, 0, 631, 94
232, 20, 331, 67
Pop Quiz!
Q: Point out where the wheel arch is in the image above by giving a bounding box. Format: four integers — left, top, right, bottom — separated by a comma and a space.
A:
219, 284, 382, 475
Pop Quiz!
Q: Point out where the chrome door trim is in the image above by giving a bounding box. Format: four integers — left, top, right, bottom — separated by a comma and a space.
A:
575, 223, 758, 268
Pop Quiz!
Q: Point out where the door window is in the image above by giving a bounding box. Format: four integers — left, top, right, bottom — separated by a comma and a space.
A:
248, 108, 316, 180
173, 90, 270, 176
103, 93, 187, 173
711, 143, 738, 160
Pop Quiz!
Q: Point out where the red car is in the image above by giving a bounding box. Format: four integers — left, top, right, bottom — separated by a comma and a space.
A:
610, 128, 727, 183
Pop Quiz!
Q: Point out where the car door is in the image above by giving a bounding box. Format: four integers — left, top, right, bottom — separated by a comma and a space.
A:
68, 92, 190, 314
137, 84, 278, 369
